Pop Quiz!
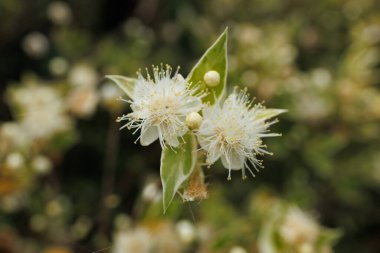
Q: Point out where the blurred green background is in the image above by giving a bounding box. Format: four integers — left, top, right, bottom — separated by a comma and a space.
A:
1, 0, 380, 253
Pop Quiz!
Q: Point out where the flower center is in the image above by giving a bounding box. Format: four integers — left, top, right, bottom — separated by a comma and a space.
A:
149, 98, 179, 124
215, 127, 242, 149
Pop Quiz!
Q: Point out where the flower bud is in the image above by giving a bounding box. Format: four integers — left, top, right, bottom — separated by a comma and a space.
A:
186, 112, 203, 129
203, 70, 220, 87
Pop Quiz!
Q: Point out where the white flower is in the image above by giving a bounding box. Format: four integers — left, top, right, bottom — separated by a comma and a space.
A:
69, 64, 98, 88
141, 182, 161, 202
22, 32, 49, 58
279, 206, 320, 248
11, 85, 72, 139
229, 246, 248, 253
5, 152, 25, 170
66, 87, 99, 118
113, 228, 153, 253
117, 65, 203, 147
47, 1, 72, 25
31, 155, 52, 174
176, 220, 196, 243
197, 90, 285, 179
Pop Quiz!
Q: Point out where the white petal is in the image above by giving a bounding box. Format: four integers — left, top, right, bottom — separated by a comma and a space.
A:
197, 135, 209, 150
202, 106, 216, 119
198, 119, 214, 135
176, 128, 188, 139
181, 97, 202, 113
175, 73, 185, 82
164, 135, 180, 147
221, 150, 244, 170
207, 146, 222, 164
132, 77, 149, 100
140, 125, 159, 146
130, 102, 149, 118
130, 103, 140, 112
198, 135, 221, 164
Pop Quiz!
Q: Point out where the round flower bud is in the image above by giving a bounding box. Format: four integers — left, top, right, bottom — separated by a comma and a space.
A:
186, 112, 203, 129
203, 70, 220, 87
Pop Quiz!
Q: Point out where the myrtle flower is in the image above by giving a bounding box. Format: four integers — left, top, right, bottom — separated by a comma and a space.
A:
10, 84, 72, 139
279, 206, 320, 248
197, 90, 285, 179
113, 228, 153, 253
117, 65, 203, 147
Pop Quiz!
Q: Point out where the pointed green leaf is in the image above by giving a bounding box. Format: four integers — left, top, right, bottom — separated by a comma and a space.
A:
256, 109, 287, 121
160, 132, 197, 212
187, 28, 228, 105
105, 75, 136, 99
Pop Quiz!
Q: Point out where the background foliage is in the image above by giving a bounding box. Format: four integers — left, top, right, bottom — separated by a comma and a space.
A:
0, 0, 380, 253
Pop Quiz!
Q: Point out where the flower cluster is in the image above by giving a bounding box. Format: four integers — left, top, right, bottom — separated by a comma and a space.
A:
106, 28, 287, 211
0, 65, 114, 212
114, 65, 285, 180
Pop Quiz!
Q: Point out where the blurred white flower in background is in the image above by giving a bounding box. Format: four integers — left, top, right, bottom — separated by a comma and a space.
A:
10, 85, 72, 139
279, 206, 320, 251
69, 64, 98, 88
141, 181, 161, 203
0, 123, 30, 152
47, 1, 73, 25
31, 155, 52, 175
258, 201, 339, 253
100, 82, 124, 112
112, 221, 183, 253
22, 32, 49, 58
176, 220, 196, 244
66, 64, 99, 118
311, 68, 332, 89
113, 228, 152, 253
49, 57, 69, 76
5, 153, 25, 171
66, 87, 99, 118
229, 246, 248, 253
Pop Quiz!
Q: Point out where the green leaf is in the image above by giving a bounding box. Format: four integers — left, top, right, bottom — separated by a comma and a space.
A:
160, 132, 197, 213
105, 75, 136, 99
187, 27, 228, 105
256, 109, 287, 121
